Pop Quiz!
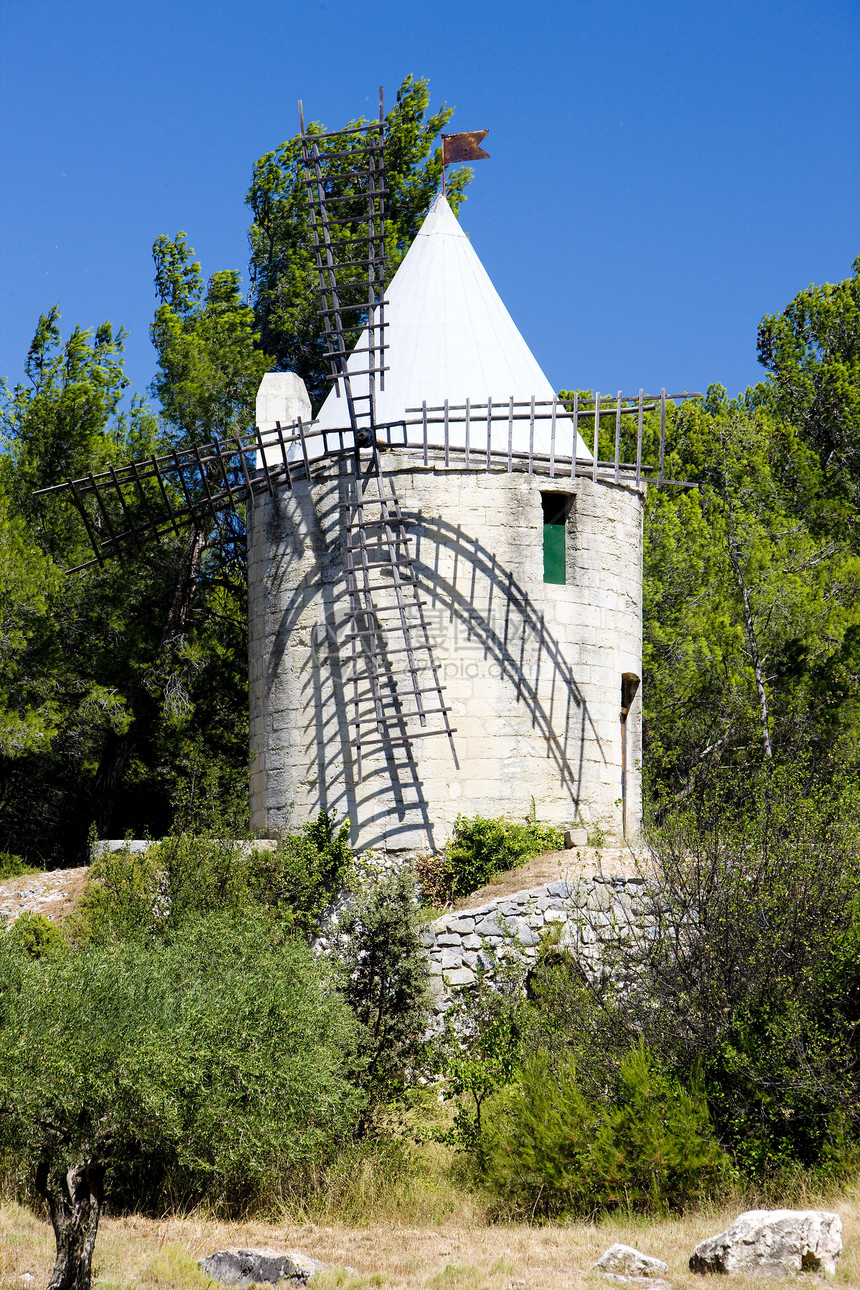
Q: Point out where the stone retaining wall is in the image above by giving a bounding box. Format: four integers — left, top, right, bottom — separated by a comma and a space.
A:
421, 873, 652, 1018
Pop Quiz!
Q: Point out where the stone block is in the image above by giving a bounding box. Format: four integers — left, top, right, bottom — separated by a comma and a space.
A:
199, 1247, 326, 1287
592, 1244, 668, 1279
689, 1209, 842, 1278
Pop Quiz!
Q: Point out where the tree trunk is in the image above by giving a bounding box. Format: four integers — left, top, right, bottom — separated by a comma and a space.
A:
93, 729, 130, 840
37, 1160, 105, 1290
161, 527, 207, 652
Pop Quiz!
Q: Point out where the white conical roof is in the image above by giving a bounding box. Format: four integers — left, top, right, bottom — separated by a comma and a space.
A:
312, 195, 591, 459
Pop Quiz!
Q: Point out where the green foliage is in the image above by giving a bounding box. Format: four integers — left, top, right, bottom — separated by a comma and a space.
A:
584, 767, 860, 1181
0, 852, 37, 880
438, 967, 525, 1152
757, 253, 860, 513
0, 306, 131, 541
8, 912, 66, 960
74, 810, 352, 944
150, 231, 271, 448
73, 846, 162, 943
641, 384, 860, 800
0, 489, 63, 759
246, 74, 471, 408
247, 809, 353, 935
0, 279, 254, 862
423, 812, 564, 905
0, 307, 180, 862
480, 1045, 727, 1218
0, 910, 362, 1214
332, 869, 431, 1116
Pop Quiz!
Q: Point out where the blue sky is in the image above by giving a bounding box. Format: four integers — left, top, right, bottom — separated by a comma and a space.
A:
1, 0, 858, 409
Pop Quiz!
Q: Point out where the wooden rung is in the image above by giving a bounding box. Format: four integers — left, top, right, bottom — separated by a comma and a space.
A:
340, 634, 440, 655
349, 705, 452, 729
346, 682, 447, 700
355, 728, 458, 753
346, 558, 415, 574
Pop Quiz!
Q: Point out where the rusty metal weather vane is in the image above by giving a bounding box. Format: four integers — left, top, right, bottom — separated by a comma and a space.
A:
440, 129, 490, 197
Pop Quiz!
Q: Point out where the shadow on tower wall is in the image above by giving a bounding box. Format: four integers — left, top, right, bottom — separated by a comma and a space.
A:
262, 493, 606, 853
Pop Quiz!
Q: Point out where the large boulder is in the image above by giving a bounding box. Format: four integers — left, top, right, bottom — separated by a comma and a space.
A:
593, 1245, 669, 1278
199, 1249, 327, 1287
689, 1210, 842, 1277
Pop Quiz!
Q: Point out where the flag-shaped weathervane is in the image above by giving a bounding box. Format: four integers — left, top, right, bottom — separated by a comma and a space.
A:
441, 130, 490, 165
441, 130, 489, 195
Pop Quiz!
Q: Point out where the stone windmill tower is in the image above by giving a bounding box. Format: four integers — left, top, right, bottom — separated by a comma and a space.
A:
248, 109, 659, 857
40, 92, 693, 857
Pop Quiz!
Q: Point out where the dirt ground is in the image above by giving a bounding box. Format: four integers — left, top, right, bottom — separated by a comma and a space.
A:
2, 1192, 858, 1289
454, 845, 651, 910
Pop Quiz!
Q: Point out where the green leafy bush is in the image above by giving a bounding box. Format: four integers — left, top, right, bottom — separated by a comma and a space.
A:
0, 852, 37, 881
438, 967, 525, 1150
332, 869, 430, 1119
0, 909, 362, 1220
74, 810, 352, 943
555, 767, 860, 1185
480, 1044, 728, 1218
9, 912, 66, 959
249, 809, 352, 935
422, 812, 564, 905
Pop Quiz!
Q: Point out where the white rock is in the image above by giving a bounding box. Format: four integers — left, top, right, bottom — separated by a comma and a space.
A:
689, 1209, 842, 1277
598, 1278, 673, 1289
199, 1248, 327, 1287
593, 1244, 669, 1278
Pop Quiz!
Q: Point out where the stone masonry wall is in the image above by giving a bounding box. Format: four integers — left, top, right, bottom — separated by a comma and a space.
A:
248, 450, 644, 855
421, 873, 652, 1021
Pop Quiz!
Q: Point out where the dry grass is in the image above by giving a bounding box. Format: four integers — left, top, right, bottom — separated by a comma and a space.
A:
3, 1181, 858, 1289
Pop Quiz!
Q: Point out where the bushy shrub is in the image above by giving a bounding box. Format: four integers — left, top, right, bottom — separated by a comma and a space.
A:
332, 869, 431, 1119
0, 909, 362, 1221
74, 810, 352, 943
480, 1044, 728, 1218
421, 812, 564, 904
249, 809, 352, 934
8, 912, 66, 959
438, 966, 525, 1150
0, 852, 36, 881
570, 766, 860, 1183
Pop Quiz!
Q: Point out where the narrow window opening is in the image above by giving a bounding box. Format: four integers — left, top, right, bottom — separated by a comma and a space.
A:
620, 673, 641, 839
541, 493, 569, 584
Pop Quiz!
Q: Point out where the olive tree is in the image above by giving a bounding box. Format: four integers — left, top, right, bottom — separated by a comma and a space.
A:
0, 911, 361, 1290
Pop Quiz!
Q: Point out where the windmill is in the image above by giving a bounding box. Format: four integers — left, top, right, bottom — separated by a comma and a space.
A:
36, 90, 697, 855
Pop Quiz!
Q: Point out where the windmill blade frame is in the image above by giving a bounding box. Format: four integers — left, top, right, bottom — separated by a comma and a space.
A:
298, 86, 388, 435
